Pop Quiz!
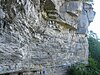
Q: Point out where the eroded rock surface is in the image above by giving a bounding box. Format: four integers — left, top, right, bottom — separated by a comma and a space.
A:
0, 0, 95, 75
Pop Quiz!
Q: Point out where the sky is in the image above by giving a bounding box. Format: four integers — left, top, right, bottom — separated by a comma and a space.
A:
89, 0, 100, 38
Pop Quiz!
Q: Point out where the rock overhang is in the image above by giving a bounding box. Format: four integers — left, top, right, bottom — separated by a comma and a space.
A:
0, 0, 95, 75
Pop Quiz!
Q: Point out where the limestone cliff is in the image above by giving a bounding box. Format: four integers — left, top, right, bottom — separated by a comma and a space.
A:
0, 0, 95, 75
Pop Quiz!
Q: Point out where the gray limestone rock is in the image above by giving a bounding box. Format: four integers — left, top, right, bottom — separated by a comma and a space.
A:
0, 0, 95, 75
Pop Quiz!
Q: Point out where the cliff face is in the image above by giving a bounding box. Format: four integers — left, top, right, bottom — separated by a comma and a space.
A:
0, 0, 95, 75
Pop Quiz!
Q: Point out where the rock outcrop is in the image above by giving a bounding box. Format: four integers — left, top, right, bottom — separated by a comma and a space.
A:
0, 0, 95, 75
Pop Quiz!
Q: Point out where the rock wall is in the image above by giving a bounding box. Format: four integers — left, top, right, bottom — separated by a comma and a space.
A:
0, 0, 95, 75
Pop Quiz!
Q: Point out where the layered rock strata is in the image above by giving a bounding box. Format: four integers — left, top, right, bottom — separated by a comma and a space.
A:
0, 0, 95, 75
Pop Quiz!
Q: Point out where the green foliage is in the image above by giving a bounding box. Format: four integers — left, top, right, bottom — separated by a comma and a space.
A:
68, 58, 100, 75
67, 31, 100, 75
88, 37, 100, 63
